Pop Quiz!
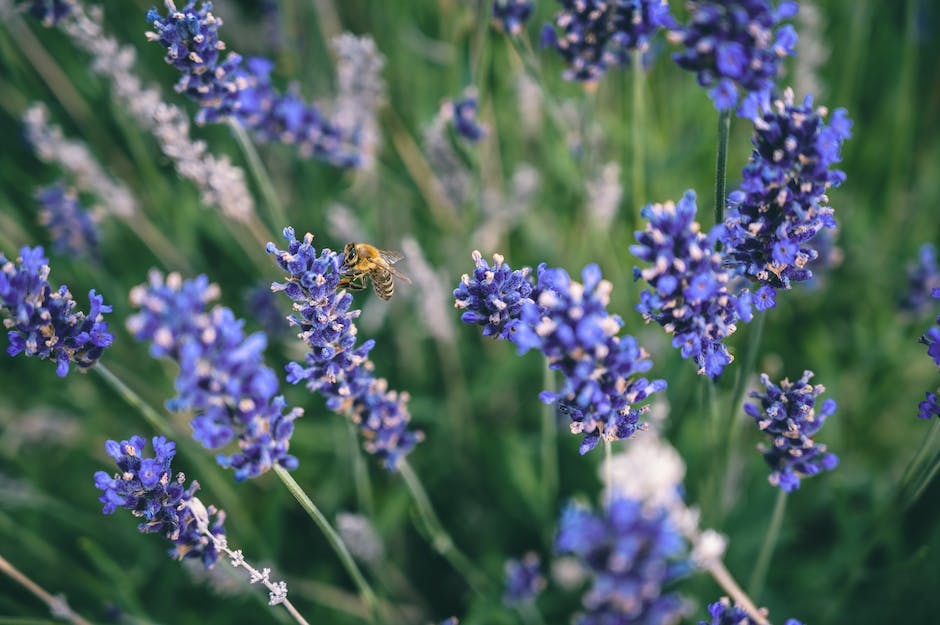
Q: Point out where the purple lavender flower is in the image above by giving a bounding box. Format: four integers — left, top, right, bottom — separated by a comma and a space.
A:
267, 228, 423, 470
631, 190, 754, 378
244, 281, 289, 338
454, 250, 534, 340
126, 271, 303, 480
901, 244, 940, 314
670, 0, 798, 113
700, 597, 802, 625
745, 370, 838, 491
21, 0, 76, 26
515, 264, 666, 454
503, 552, 546, 605
145, 1, 244, 124
441, 90, 486, 142
146, 2, 360, 167
492, 0, 535, 35
542, 0, 675, 83
93, 435, 226, 568
36, 183, 99, 259
556, 498, 689, 625
720, 89, 852, 301
0, 246, 113, 377
919, 290, 940, 420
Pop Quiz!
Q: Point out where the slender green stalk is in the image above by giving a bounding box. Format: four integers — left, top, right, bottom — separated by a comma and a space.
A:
0, 553, 96, 625
906, 444, 940, 508
630, 50, 645, 225
603, 438, 613, 508
347, 420, 375, 517
228, 119, 288, 230
714, 109, 732, 226
899, 417, 940, 497
707, 560, 770, 625
541, 361, 559, 520
273, 465, 381, 624
748, 488, 788, 602
720, 313, 766, 514
93, 363, 173, 437
398, 459, 490, 595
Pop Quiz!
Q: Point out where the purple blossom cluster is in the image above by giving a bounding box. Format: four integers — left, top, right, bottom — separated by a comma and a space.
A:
670, 0, 797, 113
720, 90, 852, 301
700, 597, 802, 625
902, 244, 939, 314
515, 264, 666, 453
21, 0, 76, 26
126, 271, 303, 481
0, 245, 113, 377
145, 1, 359, 167
918, 290, 940, 420
556, 498, 689, 625
503, 552, 546, 605
441, 90, 486, 143
453, 250, 534, 340
36, 183, 99, 259
93, 435, 226, 568
492, 0, 535, 35
745, 370, 838, 491
266, 228, 423, 470
631, 190, 754, 378
455, 252, 664, 454
541, 0, 674, 83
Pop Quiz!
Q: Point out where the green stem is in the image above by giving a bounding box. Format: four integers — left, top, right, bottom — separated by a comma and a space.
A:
720, 313, 766, 514
0, 552, 97, 625
273, 465, 381, 624
748, 488, 788, 602
714, 109, 732, 226
899, 417, 940, 497
398, 459, 489, 595
906, 444, 940, 508
228, 119, 288, 230
541, 361, 558, 522
603, 438, 613, 508
630, 50, 645, 224
347, 420, 375, 517
93, 363, 173, 437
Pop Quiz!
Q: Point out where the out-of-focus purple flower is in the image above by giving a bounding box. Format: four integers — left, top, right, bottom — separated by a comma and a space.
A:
631, 190, 753, 378
919, 290, 940, 420
93, 435, 226, 568
670, 0, 797, 114
901, 244, 940, 314
503, 552, 546, 605
556, 498, 689, 625
127, 271, 302, 480
542, 0, 674, 83
267, 228, 423, 470
21, 0, 76, 26
441, 89, 486, 142
516, 264, 666, 454
36, 182, 99, 259
454, 250, 534, 340
720, 89, 852, 303
0, 245, 113, 377
492, 0, 534, 35
700, 597, 802, 625
243, 281, 289, 338
745, 370, 838, 491
145, 1, 360, 167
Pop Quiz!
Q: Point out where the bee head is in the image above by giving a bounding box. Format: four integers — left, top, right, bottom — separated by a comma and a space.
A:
343, 243, 358, 265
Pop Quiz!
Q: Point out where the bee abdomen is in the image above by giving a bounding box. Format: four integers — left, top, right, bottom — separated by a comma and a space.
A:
371, 270, 394, 300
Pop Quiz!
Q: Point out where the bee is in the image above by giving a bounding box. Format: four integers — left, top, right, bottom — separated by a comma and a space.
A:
339, 242, 412, 300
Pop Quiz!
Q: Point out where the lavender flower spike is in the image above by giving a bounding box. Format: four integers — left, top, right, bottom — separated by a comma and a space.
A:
503, 552, 546, 605
918, 289, 940, 420
127, 271, 303, 480
0, 245, 113, 377
556, 498, 690, 625
94, 435, 226, 568
701, 597, 803, 625
492, 0, 534, 35
720, 89, 852, 299
516, 263, 666, 453
670, 0, 798, 114
631, 190, 753, 378
745, 370, 838, 491
36, 182, 99, 259
454, 250, 534, 341
267, 228, 424, 469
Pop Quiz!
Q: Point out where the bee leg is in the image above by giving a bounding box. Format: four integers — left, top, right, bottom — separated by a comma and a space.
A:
339, 273, 368, 291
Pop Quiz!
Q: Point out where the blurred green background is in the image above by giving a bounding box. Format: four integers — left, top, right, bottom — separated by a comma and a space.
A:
1, 1, 939, 624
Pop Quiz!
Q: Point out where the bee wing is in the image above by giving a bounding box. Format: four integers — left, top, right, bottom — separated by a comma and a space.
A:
385, 265, 412, 284
378, 249, 405, 265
